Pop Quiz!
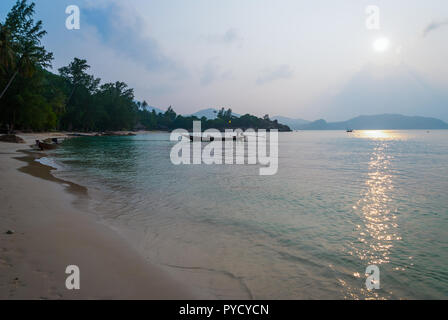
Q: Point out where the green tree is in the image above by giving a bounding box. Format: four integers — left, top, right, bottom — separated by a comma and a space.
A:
58, 58, 101, 131
0, 0, 53, 100
96, 81, 136, 130
0, 24, 16, 74
165, 106, 176, 121
0, 0, 56, 132
58, 58, 100, 102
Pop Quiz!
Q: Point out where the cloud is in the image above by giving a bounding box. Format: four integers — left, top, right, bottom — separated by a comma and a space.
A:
43, 0, 190, 101
422, 19, 448, 37
83, 2, 188, 79
200, 59, 232, 86
203, 28, 241, 45
256, 65, 293, 85
200, 63, 217, 86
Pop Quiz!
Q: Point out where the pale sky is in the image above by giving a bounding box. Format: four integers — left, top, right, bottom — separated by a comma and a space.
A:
1, 0, 448, 121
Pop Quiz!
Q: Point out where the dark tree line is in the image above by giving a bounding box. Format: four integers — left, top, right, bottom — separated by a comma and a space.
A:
0, 1, 290, 133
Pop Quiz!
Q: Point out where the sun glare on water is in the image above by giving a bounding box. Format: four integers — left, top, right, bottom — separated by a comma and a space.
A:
357, 130, 392, 140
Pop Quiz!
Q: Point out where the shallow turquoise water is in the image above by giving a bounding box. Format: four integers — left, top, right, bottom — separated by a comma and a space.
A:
48, 130, 448, 299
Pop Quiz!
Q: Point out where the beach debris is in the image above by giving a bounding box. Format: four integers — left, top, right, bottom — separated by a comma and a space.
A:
37, 140, 58, 150
98, 131, 137, 136
67, 133, 90, 137
5, 230, 14, 235
101, 131, 116, 136
0, 134, 25, 144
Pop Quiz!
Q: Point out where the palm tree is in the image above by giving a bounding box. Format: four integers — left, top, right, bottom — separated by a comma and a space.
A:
0, 24, 18, 99
0, 0, 53, 100
0, 47, 37, 99
0, 24, 16, 73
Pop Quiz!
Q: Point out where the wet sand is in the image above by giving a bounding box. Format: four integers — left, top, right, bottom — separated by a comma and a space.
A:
0, 133, 193, 299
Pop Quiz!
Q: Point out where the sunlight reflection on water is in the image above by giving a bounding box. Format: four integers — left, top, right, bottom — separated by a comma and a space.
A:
342, 135, 402, 299
354, 130, 406, 141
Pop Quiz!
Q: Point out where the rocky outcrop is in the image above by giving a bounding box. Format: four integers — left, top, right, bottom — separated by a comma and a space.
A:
0, 134, 26, 143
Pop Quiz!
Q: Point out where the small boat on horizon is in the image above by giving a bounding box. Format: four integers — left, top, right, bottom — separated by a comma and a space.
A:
346, 129, 354, 133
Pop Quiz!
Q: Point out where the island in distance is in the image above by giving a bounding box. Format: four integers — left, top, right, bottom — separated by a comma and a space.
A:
295, 114, 448, 130
145, 106, 448, 130
211, 112, 448, 130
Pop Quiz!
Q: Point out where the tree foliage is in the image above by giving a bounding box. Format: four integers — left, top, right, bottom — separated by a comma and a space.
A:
0, 0, 54, 131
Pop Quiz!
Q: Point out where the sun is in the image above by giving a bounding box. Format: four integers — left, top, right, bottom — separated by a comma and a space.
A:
373, 37, 390, 52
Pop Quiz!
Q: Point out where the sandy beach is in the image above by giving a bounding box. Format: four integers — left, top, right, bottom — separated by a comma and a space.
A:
0, 133, 192, 299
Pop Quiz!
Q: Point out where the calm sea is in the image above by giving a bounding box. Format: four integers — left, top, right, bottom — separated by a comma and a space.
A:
43, 130, 448, 299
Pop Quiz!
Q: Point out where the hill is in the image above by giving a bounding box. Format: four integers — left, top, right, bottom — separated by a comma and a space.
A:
300, 114, 448, 130
272, 116, 310, 130
144, 106, 164, 114
310, 64, 448, 122
189, 108, 241, 119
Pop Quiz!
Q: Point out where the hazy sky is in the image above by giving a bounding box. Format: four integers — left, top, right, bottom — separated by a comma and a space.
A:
1, 0, 448, 120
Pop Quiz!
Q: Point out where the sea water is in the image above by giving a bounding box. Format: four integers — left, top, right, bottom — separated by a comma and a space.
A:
49, 130, 448, 299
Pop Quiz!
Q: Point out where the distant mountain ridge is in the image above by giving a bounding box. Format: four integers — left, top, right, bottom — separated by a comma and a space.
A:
139, 106, 244, 119
136, 106, 448, 130
188, 108, 241, 119
299, 114, 448, 130
144, 106, 164, 114
271, 116, 310, 130
309, 64, 448, 122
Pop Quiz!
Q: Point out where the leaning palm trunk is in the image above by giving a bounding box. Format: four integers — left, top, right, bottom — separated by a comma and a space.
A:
0, 52, 32, 100
66, 85, 76, 105
0, 69, 18, 100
